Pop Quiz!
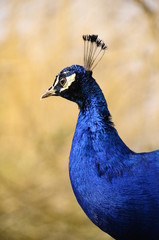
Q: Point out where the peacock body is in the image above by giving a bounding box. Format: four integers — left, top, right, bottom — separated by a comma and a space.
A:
41, 35, 159, 240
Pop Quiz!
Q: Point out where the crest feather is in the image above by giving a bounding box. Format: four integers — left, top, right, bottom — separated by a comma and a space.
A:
82, 34, 107, 71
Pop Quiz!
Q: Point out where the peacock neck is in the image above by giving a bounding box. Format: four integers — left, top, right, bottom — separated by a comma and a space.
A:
78, 77, 114, 129
76, 77, 132, 156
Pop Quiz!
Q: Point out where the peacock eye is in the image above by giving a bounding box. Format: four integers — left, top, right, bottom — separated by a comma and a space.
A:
60, 78, 67, 87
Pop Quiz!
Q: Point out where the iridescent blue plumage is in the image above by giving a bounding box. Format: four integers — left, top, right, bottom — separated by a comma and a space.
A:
68, 67, 159, 239
41, 36, 159, 240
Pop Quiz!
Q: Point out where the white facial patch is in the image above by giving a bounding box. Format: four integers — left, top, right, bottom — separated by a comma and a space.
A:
60, 73, 76, 92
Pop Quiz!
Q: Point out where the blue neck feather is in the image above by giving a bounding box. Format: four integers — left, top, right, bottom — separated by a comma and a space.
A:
69, 75, 133, 235
78, 76, 113, 128
70, 75, 132, 184
75, 75, 131, 156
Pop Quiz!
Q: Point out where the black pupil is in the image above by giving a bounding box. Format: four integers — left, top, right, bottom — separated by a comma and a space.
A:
60, 78, 66, 86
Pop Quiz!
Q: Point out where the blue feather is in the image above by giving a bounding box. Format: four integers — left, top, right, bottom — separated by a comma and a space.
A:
41, 35, 159, 239
68, 70, 159, 239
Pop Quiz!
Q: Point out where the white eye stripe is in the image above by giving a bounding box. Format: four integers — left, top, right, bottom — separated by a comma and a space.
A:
54, 75, 59, 87
60, 73, 76, 92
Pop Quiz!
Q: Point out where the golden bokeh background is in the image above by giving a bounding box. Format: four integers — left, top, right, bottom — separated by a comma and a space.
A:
0, 0, 159, 239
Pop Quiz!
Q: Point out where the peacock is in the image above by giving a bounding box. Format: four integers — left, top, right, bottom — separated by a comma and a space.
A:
41, 35, 159, 240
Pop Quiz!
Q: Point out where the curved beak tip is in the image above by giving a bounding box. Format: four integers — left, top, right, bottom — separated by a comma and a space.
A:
40, 92, 49, 99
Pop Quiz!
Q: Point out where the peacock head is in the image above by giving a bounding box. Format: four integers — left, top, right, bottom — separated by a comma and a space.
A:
41, 35, 107, 105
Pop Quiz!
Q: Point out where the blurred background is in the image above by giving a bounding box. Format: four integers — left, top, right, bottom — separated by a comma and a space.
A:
0, 0, 159, 239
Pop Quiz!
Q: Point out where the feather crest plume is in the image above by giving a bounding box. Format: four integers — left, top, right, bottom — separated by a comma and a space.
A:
83, 34, 107, 71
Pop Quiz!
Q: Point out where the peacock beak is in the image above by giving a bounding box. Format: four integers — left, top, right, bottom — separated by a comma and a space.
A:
41, 86, 57, 99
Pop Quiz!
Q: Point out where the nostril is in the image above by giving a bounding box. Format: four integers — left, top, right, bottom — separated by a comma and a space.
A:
48, 86, 52, 90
